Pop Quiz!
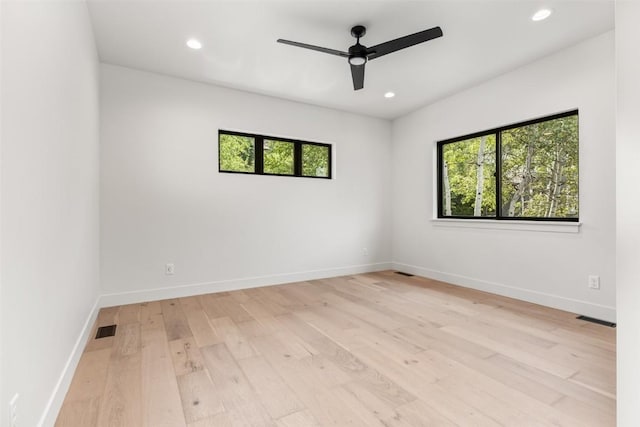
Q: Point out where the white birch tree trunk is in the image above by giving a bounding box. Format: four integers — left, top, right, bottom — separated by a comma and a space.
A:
443, 161, 452, 216
547, 146, 564, 217
508, 133, 536, 216
474, 136, 486, 216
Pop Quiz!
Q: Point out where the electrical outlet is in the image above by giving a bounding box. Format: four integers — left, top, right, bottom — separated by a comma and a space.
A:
588, 275, 600, 289
165, 263, 175, 275
362, 247, 369, 257
9, 393, 18, 427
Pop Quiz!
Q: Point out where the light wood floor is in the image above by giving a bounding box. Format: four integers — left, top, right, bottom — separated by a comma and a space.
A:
56, 271, 616, 426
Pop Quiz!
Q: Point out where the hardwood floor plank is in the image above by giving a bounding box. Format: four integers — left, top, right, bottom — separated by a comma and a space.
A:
60, 347, 111, 402
339, 380, 402, 423
276, 410, 320, 427
58, 271, 616, 427
139, 300, 162, 323
569, 369, 617, 399
118, 303, 141, 325
180, 299, 222, 347
250, 333, 350, 389
96, 323, 142, 427
208, 316, 258, 360
200, 343, 274, 425
242, 287, 290, 316
55, 349, 111, 426
441, 324, 579, 378
176, 371, 224, 423
140, 314, 186, 426
393, 324, 496, 359
200, 294, 253, 323
161, 299, 193, 341
169, 337, 206, 376
55, 397, 102, 427
383, 399, 457, 427
553, 395, 615, 427
187, 412, 233, 427
237, 355, 305, 419
489, 353, 616, 415
349, 343, 442, 395
301, 330, 417, 407
419, 346, 604, 425
236, 317, 282, 338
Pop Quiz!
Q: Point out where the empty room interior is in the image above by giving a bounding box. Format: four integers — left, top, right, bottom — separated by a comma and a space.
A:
1, 0, 640, 426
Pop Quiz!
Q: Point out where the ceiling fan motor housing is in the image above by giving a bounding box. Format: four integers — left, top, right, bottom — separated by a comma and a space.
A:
348, 43, 368, 65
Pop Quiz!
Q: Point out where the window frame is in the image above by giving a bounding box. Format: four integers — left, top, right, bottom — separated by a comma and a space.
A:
436, 109, 579, 222
218, 129, 332, 179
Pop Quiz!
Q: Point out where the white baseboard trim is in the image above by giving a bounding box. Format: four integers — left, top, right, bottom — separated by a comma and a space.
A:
38, 298, 101, 427
392, 262, 616, 323
99, 262, 393, 308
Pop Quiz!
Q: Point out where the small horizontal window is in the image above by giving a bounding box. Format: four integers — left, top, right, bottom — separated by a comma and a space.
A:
219, 134, 255, 173
437, 110, 579, 222
218, 130, 332, 179
264, 139, 295, 175
302, 143, 330, 178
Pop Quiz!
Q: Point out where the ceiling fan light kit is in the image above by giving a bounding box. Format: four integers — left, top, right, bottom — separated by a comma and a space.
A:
277, 24, 443, 91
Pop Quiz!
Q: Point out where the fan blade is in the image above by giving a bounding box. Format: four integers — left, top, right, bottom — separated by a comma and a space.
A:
350, 64, 365, 90
277, 39, 349, 57
366, 26, 443, 60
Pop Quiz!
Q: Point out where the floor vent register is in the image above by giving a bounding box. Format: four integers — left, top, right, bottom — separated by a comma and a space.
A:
576, 315, 616, 328
395, 271, 415, 277
95, 324, 117, 339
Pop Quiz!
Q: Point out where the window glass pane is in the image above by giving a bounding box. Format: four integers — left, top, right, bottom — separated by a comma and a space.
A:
264, 139, 294, 175
302, 144, 329, 177
500, 115, 578, 218
441, 135, 497, 217
219, 134, 255, 173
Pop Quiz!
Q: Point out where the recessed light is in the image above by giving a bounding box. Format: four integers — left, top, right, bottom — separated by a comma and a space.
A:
532, 8, 552, 21
186, 38, 202, 50
384, 91, 395, 98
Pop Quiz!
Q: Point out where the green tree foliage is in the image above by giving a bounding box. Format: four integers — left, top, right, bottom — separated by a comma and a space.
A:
264, 140, 294, 175
441, 114, 579, 219
302, 144, 329, 177
442, 135, 496, 216
501, 115, 578, 218
219, 134, 255, 172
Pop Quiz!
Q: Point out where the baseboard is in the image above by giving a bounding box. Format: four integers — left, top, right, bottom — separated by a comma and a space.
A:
392, 262, 616, 322
99, 262, 393, 308
38, 298, 101, 427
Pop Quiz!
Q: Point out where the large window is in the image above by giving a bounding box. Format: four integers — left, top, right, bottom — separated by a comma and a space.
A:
219, 130, 331, 179
437, 110, 579, 221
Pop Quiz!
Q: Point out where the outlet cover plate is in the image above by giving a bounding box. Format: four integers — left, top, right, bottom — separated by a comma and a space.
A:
165, 263, 175, 275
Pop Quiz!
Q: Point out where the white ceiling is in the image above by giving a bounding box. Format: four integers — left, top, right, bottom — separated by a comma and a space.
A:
87, 0, 614, 119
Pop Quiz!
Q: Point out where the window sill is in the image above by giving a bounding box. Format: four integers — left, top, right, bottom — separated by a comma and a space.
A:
430, 218, 581, 233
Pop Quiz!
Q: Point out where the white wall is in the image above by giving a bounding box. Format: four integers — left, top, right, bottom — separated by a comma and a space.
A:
616, 1, 640, 425
100, 64, 391, 303
0, 0, 4, 423
391, 31, 616, 321
0, 1, 101, 426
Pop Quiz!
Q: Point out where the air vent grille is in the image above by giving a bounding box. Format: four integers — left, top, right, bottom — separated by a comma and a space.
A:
95, 324, 117, 339
395, 271, 415, 277
576, 315, 616, 328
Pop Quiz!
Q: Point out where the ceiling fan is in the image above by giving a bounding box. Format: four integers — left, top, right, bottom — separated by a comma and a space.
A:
277, 25, 443, 91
